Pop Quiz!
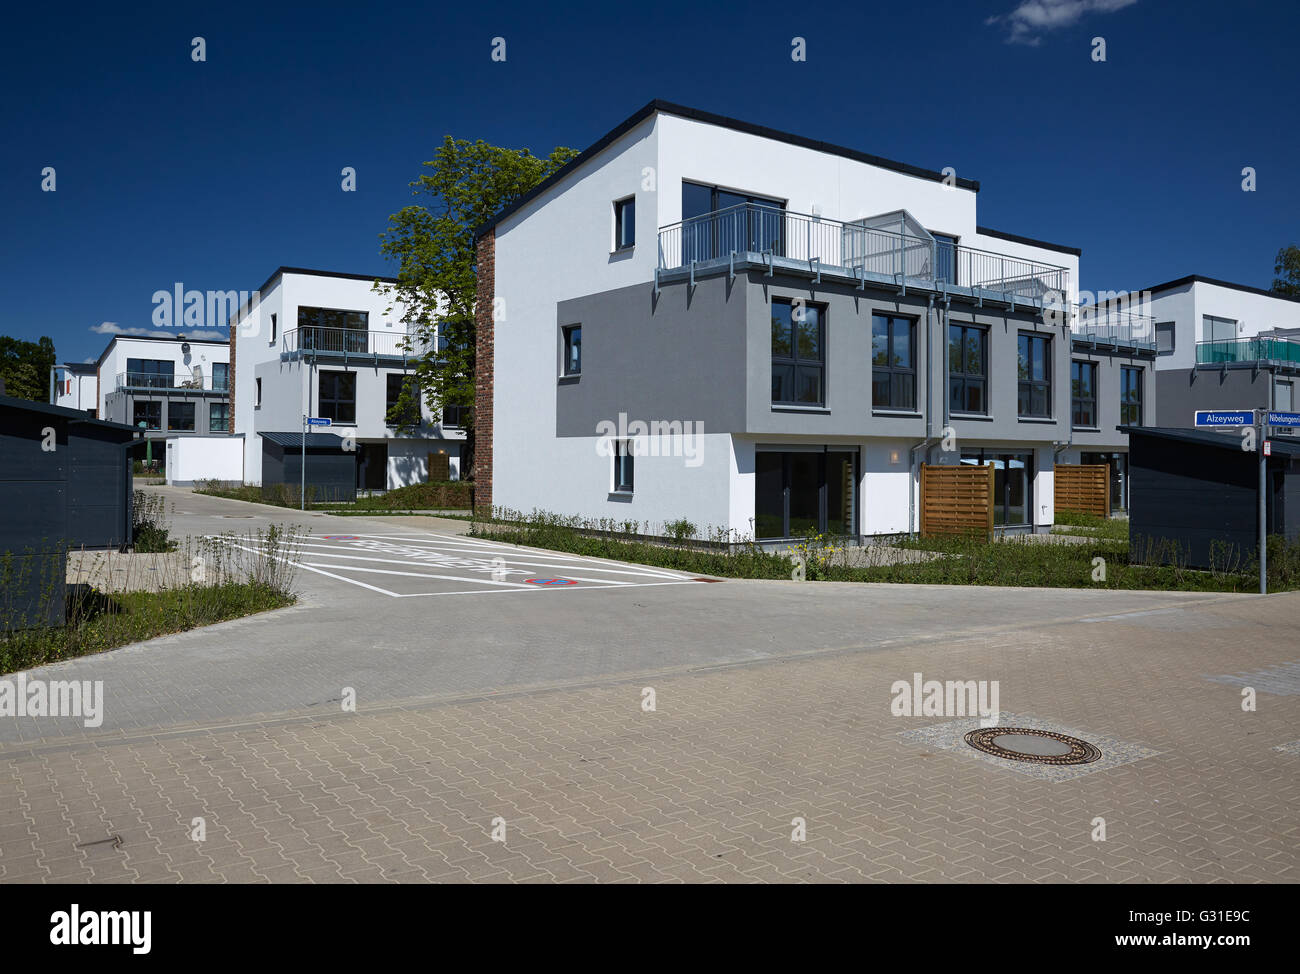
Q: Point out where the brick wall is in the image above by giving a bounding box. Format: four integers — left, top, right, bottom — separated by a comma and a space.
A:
227, 322, 236, 432
474, 229, 495, 514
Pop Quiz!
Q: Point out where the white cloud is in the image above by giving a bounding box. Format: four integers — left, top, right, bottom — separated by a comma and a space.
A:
987, 0, 1137, 45
91, 321, 226, 342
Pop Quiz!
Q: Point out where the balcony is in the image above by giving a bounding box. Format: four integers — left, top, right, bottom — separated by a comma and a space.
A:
656, 203, 1071, 307
281, 327, 431, 363
115, 371, 228, 394
1074, 303, 1157, 351
1197, 337, 1300, 368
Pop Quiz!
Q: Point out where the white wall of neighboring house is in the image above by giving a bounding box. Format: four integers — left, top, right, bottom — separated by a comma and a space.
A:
95, 337, 229, 417
50, 368, 97, 413
1148, 280, 1300, 372
165, 435, 244, 485
232, 269, 465, 488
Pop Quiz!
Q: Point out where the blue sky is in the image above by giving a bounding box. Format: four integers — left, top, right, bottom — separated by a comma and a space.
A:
2, 0, 1296, 363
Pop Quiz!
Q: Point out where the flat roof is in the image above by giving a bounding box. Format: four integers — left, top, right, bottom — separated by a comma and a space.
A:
0, 394, 140, 434
231, 266, 402, 324
1145, 274, 1300, 304
260, 430, 346, 449
1121, 424, 1300, 456
94, 332, 231, 367
473, 99, 984, 240
976, 225, 1081, 258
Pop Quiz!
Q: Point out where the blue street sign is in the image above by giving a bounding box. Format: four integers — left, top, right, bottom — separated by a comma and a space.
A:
1267, 411, 1300, 427
1193, 410, 1253, 427
306, 417, 332, 426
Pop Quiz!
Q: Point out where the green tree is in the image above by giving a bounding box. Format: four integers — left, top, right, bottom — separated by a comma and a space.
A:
0, 335, 56, 402
1272, 244, 1300, 297
377, 137, 579, 474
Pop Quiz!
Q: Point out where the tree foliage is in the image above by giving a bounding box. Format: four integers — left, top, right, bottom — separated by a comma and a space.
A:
0, 335, 56, 402
377, 138, 579, 470
1272, 244, 1300, 297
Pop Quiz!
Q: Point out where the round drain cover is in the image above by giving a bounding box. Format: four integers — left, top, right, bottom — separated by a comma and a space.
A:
964, 727, 1101, 766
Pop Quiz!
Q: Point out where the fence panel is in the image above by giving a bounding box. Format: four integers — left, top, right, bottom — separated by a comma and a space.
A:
920, 463, 994, 540
1054, 463, 1110, 519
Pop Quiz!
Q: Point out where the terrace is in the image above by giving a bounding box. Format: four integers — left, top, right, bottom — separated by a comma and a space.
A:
1073, 303, 1157, 352
280, 326, 432, 364
656, 203, 1071, 309
1196, 336, 1300, 370
115, 371, 228, 394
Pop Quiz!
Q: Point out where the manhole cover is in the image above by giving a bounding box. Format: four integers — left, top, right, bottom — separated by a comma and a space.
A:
963, 727, 1101, 765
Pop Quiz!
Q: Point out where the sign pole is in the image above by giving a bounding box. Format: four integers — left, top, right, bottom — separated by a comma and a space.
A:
1257, 407, 1267, 595
301, 412, 307, 512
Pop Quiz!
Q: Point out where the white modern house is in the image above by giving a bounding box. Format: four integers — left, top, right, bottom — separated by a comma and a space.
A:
1145, 275, 1300, 438
229, 267, 466, 496
48, 362, 98, 415
472, 100, 1153, 540
87, 334, 232, 466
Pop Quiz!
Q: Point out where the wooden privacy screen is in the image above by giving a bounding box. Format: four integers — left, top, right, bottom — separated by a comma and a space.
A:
1054, 463, 1110, 519
920, 462, 994, 540
427, 452, 451, 482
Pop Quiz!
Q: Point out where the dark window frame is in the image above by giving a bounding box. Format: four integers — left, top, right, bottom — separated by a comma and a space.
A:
613, 440, 634, 493
1071, 360, 1098, 428
872, 313, 917, 411
771, 299, 826, 406
298, 306, 370, 352
1017, 332, 1053, 419
681, 181, 786, 261
931, 232, 959, 286
133, 399, 162, 431
1120, 365, 1143, 426
561, 324, 582, 376
319, 370, 357, 425
1155, 321, 1175, 356
441, 405, 468, 428
613, 196, 635, 250
125, 358, 175, 390
947, 322, 987, 414
209, 401, 230, 433
385, 373, 421, 427
167, 400, 195, 432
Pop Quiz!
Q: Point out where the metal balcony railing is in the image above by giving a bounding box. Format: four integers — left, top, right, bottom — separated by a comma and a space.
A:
1074, 304, 1157, 350
116, 371, 228, 392
656, 203, 1071, 303
1197, 337, 1300, 366
281, 327, 431, 359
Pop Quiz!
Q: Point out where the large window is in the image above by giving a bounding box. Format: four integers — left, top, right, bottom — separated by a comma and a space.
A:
1120, 366, 1143, 426
613, 440, 634, 493
681, 181, 785, 262
442, 405, 468, 428
872, 314, 915, 410
167, 401, 195, 431
771, 300, 825, 405
298, 307, 369, 352
209, 402, 230, 432
385, 374, 420, 427
133, 400, 161, 430
1203, 315, 1237, 343
948, 323, 986, 413
1071, 360, 1098, 428
562, 325, 581, 376
614, 197, 635, 250
755, 450, 857, 539
319, 370, 356, 424
126, 358, 174, 389
1017, 333, 1052, 418
212, 362, 229, 392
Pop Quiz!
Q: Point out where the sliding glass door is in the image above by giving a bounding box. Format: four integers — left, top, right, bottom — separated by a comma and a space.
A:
755, 449, 857, 539
960, 450, 1033, 527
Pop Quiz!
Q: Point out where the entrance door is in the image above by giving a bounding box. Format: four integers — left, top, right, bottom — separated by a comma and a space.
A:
357, 442, 389, 490
754, 450, 857, 539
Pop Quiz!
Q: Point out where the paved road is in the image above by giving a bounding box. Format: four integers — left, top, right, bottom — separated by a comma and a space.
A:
1, 487, 1297, 882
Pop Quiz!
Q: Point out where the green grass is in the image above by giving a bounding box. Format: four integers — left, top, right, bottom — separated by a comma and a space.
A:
0, 582, 296, 675
471, 508, 1296, 593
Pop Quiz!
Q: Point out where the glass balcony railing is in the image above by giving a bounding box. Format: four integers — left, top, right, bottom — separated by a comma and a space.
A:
1197, 337, 1300, 366
657, 203, 1071, 303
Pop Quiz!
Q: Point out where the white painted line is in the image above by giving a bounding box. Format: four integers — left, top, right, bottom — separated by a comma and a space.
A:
218, 541, 403, 597
390, 579, 704, 598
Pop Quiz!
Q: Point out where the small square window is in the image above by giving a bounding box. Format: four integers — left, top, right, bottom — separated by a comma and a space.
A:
613, 440, 634, 493
562, 325, 582, 376
614, 197, 635, 250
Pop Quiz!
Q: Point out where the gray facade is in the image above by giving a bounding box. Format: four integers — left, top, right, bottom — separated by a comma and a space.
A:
557, 267, 1145, 452
1157, 366, 1298, 438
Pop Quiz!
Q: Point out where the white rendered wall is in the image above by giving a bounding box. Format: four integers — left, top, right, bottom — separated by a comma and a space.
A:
1149, 281, 1300, 372
96, 337, 229, 416
164, 435, 244, 484
51, 370, 97, 412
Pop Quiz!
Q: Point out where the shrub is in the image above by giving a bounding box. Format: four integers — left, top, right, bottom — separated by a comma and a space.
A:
132, 489, 173, 552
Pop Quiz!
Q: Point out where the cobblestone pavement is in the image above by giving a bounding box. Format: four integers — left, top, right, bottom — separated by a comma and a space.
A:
2, 582, 1296, 883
